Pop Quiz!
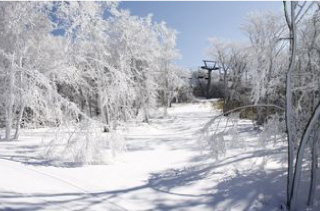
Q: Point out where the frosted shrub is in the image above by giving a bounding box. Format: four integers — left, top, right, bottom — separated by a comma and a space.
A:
199, 112, 248, 160
210, 133, 227, 159
44, 121, 126, 166
259, 114, 286, 145
228, 125, 245, 150
227, 113, 245, 149
108, 131, 127, 158
199, 120, 227, 160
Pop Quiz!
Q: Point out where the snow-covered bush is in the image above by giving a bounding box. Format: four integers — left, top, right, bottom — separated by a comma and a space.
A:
44, 121, 126, 166
227, 114, 246, 149
199, 113, 246, 160
259, 114, 286, 145
199, 131, 226, 160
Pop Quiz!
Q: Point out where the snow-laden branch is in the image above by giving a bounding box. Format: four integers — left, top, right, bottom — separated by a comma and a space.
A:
201, 104, 285, 132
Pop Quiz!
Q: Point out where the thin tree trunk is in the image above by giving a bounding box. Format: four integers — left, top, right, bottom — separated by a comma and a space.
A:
95, 93, 100, 116
308, 128, 319, 206
223, 67, 229, 113
88, 95, 92, 118
290, 101, 320, 210
105, 103, 110, 126
163, 63, 169, 117
14, 102, 24, 140
143, 104, 149, 123
283, 2, 295, 208
122, 104, 127, 122
266, 59, 273, 118
5, 53, 15, 142
98, 92, 109, 132
164, 90, 168, 117
14, 59, 24, 140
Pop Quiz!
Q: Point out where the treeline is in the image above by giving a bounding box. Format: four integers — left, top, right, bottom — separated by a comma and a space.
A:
207, 9, 320, 127
0, 2, 192, 141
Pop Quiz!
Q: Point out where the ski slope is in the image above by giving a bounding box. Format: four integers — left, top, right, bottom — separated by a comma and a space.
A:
0, 100, 287, 211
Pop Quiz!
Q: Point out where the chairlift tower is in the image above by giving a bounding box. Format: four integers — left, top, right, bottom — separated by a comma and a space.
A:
201, 60, 219, 99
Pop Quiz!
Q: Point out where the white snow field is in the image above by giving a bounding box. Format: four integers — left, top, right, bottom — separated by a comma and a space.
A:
0, 100, 287, 211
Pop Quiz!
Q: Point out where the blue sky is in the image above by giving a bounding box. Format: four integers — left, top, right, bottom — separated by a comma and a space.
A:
120, 1, 283, 69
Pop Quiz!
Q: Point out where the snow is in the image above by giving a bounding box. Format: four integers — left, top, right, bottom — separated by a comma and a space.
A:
0, 100, 287, 211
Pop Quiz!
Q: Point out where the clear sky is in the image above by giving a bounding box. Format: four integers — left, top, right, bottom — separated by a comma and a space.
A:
119, 1, 283, 69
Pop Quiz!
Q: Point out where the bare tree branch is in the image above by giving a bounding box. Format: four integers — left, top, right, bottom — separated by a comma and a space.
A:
201, 104, 285, 132
283, 1, 292, 30
296, 2, 315, 25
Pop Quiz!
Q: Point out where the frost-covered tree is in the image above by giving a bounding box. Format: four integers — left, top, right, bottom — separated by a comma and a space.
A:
107, 9, 160, 123
155, 22, 180, 116
242, 11, 287, 107
0, 1, 187, 164
207, 38, 250, 113
0, 2, 57, 140
207, 38, 232, 112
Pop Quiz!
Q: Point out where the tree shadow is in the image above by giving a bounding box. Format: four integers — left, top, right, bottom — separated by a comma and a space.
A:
0, 190, 129, 211
147, 165, 286, 211
0, 146, 288, 211
0, 142, 50, 166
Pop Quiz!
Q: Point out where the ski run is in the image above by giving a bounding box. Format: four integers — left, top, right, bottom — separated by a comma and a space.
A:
0, 100, 288, 211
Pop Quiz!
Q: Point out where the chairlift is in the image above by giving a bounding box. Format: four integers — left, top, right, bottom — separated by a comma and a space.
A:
200, 60, 220, 99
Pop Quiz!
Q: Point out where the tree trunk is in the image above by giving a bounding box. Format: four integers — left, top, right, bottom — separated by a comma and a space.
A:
223, 68, 228, 113
14, 65, 24, 140
97, 90, 109, 132
290, 101, 320, 210
283, 2, 296, 208
105, 103, 110, 126
308, 128, 319, 206
5, 54, 15, 142
143, 104, 149, 123
266, 59, 273, 117
164, 91, 168, 117
88, 95, 92, 118
163, 67, 169, 116
14, 102, 24, 140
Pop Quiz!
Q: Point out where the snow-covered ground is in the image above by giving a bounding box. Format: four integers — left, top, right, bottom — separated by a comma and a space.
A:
0, 100, 287, 211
